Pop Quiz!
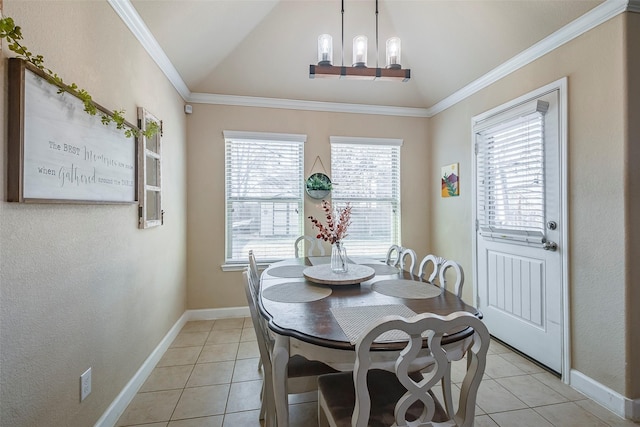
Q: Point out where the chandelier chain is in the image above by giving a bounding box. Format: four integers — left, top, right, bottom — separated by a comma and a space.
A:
341, 0, 345, 66
375, 0, 379, 68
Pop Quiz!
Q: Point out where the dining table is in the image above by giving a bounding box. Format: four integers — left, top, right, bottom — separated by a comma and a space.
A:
258, 255, 481, 427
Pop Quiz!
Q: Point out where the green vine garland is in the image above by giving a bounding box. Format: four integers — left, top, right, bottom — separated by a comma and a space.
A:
0, 16, 159, 139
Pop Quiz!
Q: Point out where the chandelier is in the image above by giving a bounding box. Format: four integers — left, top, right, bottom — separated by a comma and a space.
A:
309, 0, 410, 82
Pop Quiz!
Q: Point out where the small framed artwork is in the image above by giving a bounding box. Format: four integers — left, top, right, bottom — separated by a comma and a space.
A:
441, 163, 459, 197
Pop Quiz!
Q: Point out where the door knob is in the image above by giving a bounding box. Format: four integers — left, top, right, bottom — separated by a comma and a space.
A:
542, 241, 558, 251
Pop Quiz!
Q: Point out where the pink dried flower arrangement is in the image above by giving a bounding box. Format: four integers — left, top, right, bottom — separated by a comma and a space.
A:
308, 200, 352, 244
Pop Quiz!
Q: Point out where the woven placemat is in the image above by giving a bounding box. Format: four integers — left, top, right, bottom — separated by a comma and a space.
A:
262, 282, 332, 303
266, 265, 306, 278
331, 304, 418, 344
372, 280, 442, 299
361, 263, 401, 276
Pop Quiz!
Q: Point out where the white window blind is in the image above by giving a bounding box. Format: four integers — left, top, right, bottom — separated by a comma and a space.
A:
330, 137, 401, 257
224, 131, 305, 263
475, 100, 548, 240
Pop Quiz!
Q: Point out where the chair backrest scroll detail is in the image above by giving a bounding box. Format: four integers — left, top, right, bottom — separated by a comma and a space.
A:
399, 247, 417, 275
350, 312, 489, 427
385, 244, 403, 267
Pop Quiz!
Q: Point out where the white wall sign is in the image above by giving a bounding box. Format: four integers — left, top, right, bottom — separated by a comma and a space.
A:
7, 59, 137, 204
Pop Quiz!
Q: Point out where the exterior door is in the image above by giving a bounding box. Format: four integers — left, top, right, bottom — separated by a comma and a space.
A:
474, 87, 563, 373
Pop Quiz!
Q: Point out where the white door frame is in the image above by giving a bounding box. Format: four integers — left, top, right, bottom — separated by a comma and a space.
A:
471, 77, 570, 381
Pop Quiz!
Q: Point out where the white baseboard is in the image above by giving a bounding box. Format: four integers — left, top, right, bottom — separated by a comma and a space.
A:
94, 306, 249, 427
570, 369, 640, 421
187, 306, 249, 320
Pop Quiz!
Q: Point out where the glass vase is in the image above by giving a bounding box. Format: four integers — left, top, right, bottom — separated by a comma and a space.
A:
331, 241, 348, 273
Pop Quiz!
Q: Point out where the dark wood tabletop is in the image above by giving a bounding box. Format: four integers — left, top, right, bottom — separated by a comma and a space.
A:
259, 257, 480, 350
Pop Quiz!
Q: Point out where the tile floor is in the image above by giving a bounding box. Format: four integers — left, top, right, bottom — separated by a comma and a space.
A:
117, 317, 639, 427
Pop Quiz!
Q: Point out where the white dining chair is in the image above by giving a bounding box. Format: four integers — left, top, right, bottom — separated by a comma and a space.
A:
248, 250, 260, 285
418, 254, 447, 282
317, 311, 489, 427
248, 250, 264, 372
294, 235, 326, 257
418, 255, 465, 299
399, 247, 417, 275
439, 260, 465, 299
385, 244, 403, 267
417, 255, 468, 407
242, 269, 337, 426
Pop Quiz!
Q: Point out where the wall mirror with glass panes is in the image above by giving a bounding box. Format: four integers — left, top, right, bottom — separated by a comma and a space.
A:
137, 107, 163, 229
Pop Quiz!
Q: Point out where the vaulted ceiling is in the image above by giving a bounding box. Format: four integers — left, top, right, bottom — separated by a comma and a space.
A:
127, 0, 605, 111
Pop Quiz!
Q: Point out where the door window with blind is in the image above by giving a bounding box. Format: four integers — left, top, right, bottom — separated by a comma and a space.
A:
330, 136, 402, 257
475, 99, 549, 242
224, 131, 305, 263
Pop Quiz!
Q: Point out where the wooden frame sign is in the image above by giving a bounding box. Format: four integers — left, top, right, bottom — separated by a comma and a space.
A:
7, 58, 138, 203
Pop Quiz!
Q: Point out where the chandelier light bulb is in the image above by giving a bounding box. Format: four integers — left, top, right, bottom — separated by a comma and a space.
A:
386, 37, 401, 69
352, 35, 368, 67
317, 34, 333, 66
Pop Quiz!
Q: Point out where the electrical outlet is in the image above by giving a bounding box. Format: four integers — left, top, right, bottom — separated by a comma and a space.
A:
80, 368, 91, 401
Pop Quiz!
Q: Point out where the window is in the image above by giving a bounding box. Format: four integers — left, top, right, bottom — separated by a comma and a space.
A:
224, 131, 305, 263
330, 136, 402, 257
475, 99, 549, 240
138, 107, 163, 229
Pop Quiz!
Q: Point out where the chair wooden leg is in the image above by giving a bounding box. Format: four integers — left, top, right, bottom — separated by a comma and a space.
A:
259, 380, 267, 421
262, 373, 277, 427
272, 335, 290, 427
441, 363, 455, 420
317, 391, 330, 427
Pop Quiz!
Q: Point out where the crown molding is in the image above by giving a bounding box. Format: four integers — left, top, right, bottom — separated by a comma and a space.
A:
427, 0, 630, 116
107, 0, 190, 100
113, 0, 631, 118
188, 93, 430, 117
